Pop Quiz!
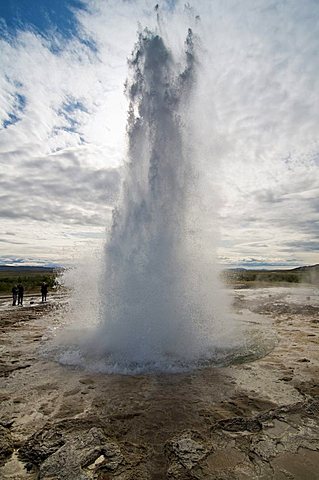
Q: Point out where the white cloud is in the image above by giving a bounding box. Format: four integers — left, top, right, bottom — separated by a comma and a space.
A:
0, 0, 318, 266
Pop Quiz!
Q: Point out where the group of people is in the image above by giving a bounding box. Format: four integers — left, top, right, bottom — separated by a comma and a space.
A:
12, 282, 48, 306
11, 284, 24, 306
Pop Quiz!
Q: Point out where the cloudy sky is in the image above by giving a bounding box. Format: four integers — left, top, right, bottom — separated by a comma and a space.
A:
0, 0, 318, 268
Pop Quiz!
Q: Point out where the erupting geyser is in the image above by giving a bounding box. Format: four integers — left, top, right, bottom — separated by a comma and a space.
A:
85, 27, 239, 373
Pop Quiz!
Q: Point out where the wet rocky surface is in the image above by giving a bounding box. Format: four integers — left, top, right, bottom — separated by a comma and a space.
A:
0, 286, 318, 479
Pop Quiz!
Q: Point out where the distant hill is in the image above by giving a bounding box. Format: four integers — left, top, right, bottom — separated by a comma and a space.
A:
0, 265, 57, 273
226, 267, 247, 272
226, 264, 319, 273
290, 264, 319, 272
223, 264, 319, 285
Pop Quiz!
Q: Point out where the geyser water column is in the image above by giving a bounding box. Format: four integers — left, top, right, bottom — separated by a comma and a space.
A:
94, 27, 235, 371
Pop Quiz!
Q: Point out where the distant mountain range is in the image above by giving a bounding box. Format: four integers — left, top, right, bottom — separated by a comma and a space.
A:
0, 264, 317, 273
0, 265, 59, 273
290, 264, 319, 272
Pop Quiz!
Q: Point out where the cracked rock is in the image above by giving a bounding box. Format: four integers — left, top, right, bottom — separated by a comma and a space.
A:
216, 417, 262, 433
18, 425, 124, 480
250, 435, 278, 461
19, 426, 65, 465
40, 428, 124, 480
165, 431, 209, 470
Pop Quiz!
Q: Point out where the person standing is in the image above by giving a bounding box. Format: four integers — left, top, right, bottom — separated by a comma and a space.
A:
12, 285, 18, 306
41, 282, 48, 302
17, 284, 24, 306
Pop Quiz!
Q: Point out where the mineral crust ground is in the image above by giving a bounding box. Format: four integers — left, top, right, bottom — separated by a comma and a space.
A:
0, 286, 318, 479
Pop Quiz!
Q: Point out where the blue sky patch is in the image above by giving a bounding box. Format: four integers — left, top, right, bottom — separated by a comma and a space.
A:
2, 92, 26, 129
55, 97, 88, 135
0, 0, 86, 42
63, 98, 88, 114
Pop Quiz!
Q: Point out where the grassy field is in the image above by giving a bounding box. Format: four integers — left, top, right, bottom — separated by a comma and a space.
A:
0, 267, 60, 295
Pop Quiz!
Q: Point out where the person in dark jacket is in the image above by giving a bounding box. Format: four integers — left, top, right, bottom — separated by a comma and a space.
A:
17, 284, 24, 306
12, 285, 18, 306
41, 282, 48, 302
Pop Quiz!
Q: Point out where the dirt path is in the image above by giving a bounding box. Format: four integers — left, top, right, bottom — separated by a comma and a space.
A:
0, 287, 318, 479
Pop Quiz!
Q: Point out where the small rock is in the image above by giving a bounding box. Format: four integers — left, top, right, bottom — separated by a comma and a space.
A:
19, 427, 65, 465
251, 435, 278, 461
217, 416, 262, 433
165, 431, 209, 470
0, 420, 14, 429
87, 454, 105, 470
305, 399, 319, 416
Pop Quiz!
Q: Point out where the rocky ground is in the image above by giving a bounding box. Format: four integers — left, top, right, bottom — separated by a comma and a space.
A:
0, 286, 318, 479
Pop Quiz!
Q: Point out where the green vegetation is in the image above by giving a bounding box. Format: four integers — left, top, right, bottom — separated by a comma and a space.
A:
0, 268, 59, 294
224, 270, 300, 284
223, 265, 319, 286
